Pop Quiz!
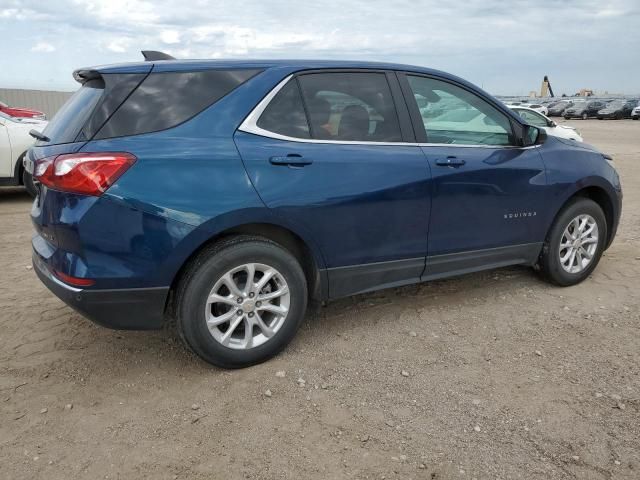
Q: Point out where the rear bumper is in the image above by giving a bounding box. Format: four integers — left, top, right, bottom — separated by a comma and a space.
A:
33, 251, 169, 330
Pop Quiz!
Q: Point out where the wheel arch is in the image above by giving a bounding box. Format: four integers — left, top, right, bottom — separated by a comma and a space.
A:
166, 221, 328, 317
547, 184, 617, 250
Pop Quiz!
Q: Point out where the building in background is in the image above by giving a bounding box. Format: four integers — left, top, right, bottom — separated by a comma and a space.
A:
0, 88, 73, 119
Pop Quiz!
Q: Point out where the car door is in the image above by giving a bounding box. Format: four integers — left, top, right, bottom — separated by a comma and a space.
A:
589, 101, 603, 116
398, 73, 549, 278
234, 70, 432, 298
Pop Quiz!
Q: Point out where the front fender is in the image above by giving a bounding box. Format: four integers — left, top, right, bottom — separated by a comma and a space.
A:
539, 137, 622, 247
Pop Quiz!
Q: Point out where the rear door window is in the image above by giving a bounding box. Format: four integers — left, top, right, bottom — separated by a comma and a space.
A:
297, 72, 402, 142
256, 80, 310, 139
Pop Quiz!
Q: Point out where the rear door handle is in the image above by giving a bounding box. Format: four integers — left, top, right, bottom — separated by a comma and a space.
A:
269, 154, 313, 166
435, 156, 466, 167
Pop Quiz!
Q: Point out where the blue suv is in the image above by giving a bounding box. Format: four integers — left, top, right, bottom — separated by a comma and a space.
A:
27, 55, 622, 367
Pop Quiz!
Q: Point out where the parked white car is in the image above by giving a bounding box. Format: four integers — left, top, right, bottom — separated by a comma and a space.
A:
504, 101, 548, 115
518, 102, 548, 115
632, 103, 640, 120
0, 111, 47, 195
508, 106, 583, 142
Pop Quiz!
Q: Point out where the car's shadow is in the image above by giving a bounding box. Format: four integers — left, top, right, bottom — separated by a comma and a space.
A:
69, 264, 547, 373
0, 187, 32, 202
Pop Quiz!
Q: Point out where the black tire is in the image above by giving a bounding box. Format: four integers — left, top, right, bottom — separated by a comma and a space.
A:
22, 167, 38, 197
538, 198, 607, 286
176, 235, 308, 368
632, 116, 639, 120
581, 112, 588, 120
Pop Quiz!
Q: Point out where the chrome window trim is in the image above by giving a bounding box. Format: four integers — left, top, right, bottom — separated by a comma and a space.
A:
238, 74, 540, 150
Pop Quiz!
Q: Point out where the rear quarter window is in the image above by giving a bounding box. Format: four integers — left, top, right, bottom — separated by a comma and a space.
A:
39, 79, 105, 145
95, 69, 261, 139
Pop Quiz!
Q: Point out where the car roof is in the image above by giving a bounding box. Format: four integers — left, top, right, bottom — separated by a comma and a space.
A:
81, 58, 473, 87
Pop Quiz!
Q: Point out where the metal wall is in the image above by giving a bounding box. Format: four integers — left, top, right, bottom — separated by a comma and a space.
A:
0, 88, 74, 119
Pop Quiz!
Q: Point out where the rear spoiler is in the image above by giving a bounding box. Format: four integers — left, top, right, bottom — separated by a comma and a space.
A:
73, 69, 102, 84
72, 51, 175, 84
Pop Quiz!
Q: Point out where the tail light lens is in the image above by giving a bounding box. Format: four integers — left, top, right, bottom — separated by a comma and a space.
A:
35, 152, 136, 196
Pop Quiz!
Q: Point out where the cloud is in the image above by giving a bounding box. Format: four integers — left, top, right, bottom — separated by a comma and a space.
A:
31, 42, 56, 53
160, 29, 181, 45
1, 0, 639, 94
105, 38, 133, 53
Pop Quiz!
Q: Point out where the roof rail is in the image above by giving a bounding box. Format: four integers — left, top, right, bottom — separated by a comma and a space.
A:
141, 50, 176, 61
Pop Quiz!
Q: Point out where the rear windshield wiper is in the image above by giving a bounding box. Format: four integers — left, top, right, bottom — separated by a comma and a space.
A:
29, 129, 50, 142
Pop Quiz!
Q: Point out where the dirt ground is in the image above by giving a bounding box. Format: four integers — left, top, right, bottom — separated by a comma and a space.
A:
1, 119, 638, 480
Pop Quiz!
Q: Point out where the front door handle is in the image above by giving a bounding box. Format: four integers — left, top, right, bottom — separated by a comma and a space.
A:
269, 154, 313, 166
435, 156, 466, 167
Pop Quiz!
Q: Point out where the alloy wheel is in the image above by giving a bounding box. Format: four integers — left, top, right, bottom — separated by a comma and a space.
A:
204, 263, 290, 349
558, 214, 599, 274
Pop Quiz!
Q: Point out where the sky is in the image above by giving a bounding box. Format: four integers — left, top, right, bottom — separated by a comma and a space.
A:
1, 0, 639, 95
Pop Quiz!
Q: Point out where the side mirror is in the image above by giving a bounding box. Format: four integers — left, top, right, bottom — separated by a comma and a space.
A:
523, 125, 547, 146
548, 120, 557, 127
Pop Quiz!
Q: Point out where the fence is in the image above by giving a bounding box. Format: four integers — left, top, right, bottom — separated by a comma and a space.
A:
0, 88, 74, 119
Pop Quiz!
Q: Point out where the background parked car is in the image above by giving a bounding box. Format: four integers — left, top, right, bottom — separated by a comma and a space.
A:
632, 103, 640, 120
547, 100, 575, 116
564, 100, 608, 119
0, 100, 46, 120
508, 106, 583, 141
519, 102, 548, 115
597, 99, 639, 119
0, 111, 46, 195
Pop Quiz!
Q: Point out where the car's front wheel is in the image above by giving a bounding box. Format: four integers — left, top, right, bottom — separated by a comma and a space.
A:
581, 112, 588, 120
176, 236, 308, 368
538, 198, 607, 286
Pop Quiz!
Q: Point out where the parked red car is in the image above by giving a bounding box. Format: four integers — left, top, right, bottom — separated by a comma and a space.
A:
0, 101, 46, 120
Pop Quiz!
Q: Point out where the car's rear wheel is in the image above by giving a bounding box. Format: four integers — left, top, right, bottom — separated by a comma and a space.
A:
538, 198, 607, 286
176, 236, 308, 368
581, 112, 588, 120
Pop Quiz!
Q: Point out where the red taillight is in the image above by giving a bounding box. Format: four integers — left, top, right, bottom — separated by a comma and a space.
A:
53, 270, 95, 287
35, 152, 136, 196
